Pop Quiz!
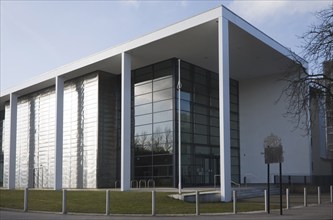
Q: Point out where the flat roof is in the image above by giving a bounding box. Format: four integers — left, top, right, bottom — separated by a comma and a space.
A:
0, 5, 306, 108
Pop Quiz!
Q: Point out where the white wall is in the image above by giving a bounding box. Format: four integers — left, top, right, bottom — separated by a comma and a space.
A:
239, 74, 311, 183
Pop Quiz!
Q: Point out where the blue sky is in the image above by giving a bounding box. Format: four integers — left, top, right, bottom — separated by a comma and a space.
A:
1, 0, 331, 91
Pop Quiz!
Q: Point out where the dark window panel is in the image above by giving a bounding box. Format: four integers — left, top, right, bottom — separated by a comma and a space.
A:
194, 134, 208, 144
135, 156, 152, 167
194, 113, 208, 125
195, 145, 210, 155
194, 124, 208, 135
153, 155, 173, 165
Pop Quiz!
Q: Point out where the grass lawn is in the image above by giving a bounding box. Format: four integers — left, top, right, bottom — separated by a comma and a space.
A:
0, 189, 279, 214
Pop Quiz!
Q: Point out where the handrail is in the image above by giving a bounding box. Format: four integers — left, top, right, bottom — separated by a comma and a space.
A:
231, 180, 241, 187
147, 179, 155, 188
214, 174, 220, 189
131, 180, 138, 188
114, 180, 120, 188
139, 179, 147, 188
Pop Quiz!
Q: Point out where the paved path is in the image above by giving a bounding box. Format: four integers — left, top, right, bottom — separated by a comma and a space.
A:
1, 203, 332, 220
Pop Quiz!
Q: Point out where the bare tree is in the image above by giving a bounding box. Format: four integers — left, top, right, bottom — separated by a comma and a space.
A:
281, 5, 333, 132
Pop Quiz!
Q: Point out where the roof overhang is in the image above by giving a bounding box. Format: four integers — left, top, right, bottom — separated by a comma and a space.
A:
0, 5, 306, 109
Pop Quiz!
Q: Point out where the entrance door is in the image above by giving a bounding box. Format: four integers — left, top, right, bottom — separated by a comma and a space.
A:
195, 156, 220, 186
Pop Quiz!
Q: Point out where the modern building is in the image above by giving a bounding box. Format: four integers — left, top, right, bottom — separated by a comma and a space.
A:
1, 5, 332, 201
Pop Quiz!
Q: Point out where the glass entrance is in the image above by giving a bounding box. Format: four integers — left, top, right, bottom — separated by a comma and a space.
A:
195, 155, 219, 186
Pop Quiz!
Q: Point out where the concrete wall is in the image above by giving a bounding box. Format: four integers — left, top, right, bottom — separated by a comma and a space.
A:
239, 74, 311, 183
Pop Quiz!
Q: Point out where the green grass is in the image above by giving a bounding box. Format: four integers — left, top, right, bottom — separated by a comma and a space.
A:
0, 189, 281, 214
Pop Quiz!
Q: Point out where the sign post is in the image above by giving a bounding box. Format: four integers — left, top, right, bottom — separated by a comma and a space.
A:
264, 133, 284, 215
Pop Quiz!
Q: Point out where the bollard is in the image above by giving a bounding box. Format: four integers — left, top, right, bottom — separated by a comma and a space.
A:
195, 191, 200, 216
62, 189, 67, 214
152, 191, 156, 216
317, 186, 321, 205
23, 187, 28, 212
330, 185, 333, 203
105, 190, 110, 215
304, 187, 307, 207
264, 190, 268, 213
233, 190, 237, 214
286, 188, 290, 209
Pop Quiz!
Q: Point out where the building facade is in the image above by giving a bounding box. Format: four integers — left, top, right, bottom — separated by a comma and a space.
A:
1, 6, 332, 201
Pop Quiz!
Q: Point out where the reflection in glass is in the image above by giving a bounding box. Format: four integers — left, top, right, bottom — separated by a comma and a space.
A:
135, 82, 152, 95
153, 100, 172, 112
153, 121, 172, 133
153, 76, 172, 91
153, 110, 172, 123
135, 103, 152, 116
153, 89, 172, 102
135, 124, 152, 136
135, 114, 152, 126
135, 93, 152, 106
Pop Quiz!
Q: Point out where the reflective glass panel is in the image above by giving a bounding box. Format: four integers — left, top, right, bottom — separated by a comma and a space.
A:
153, 110, 172, 123
135, 93, 152, 106
135, 82, 152, 95
153, 76, 172, 91
135, 103, 152, 116
153, 121, 173, 133
135, 114, 152, 126
153, 100, 172, 112
153, 89, 172, 102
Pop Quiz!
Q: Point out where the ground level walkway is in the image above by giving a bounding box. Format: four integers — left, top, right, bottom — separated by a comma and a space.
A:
1, 202, 332, 220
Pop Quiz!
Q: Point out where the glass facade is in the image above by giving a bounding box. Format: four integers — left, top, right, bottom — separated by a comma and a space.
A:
0, 58, 239, 189
177, 61, 240, 186
1, 72, 120, 188
132, 59, 240, 187
132, 60, 175, 187
2, 88, 56, 188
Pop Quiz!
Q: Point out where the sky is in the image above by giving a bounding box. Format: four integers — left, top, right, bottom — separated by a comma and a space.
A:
0, 0, 332, 92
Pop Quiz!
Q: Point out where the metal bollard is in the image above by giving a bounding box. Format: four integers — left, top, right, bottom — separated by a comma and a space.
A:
330, 185, 333, 203
286, 188, 290, 209
105, 190, 110, 215
264, 190, 268, 213
152, 191, 156, 216
304, 187, 307, 207
233, 190, 237, 214
195, 191, 200, 216
62, 189, 67, 214
24, 188, 28, 212
317, 186, 321, 205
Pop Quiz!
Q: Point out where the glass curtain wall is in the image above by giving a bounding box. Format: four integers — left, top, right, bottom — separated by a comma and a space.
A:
62, 73, 99, 188
2, 72, 119, 189
132, 58, 240, 187
132, 59, 175, 187
2, 88, 56, 188
178, 60, 240, 186
0, 111, 4, 186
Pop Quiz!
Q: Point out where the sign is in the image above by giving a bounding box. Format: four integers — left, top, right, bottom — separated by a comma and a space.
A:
264, 133, 284, 164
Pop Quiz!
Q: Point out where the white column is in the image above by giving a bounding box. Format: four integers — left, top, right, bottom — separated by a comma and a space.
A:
55, 76, 64, 190
121, 52, 131, 191
218, 15, 231, 202
8, 93, 18, 189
